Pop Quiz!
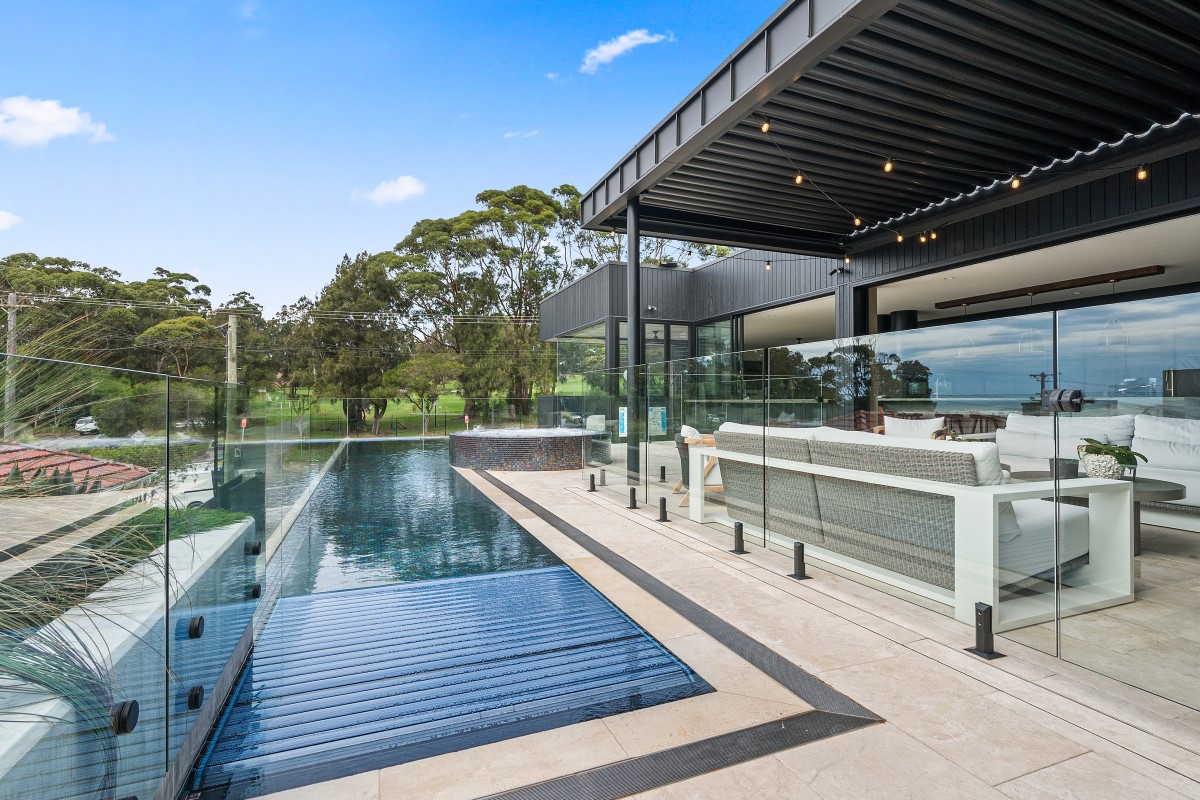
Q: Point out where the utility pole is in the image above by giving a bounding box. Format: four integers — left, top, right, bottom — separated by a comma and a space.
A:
4, 293, 17, 440
225, 314, 238, 384
222, 314, 239, 485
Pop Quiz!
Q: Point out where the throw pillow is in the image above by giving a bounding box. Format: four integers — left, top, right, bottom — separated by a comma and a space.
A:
883, 416, 945, 439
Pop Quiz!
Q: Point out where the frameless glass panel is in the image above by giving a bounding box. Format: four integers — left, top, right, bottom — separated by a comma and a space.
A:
1056, 291, 1200, 709
0, 356, 172, 799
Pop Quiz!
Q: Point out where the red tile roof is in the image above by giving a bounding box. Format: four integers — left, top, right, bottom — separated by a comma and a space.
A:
0, 441, 151, 491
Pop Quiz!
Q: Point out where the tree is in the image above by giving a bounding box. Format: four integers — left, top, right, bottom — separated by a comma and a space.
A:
552, 184, 732, 271
307, 252, 412, 435
133, 316, 222, 377
383, 353, 461, 435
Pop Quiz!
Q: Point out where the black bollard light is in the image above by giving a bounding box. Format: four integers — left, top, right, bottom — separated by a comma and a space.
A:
599, 468, 606, 487
658, 495, 668, 522
588, 474, 596, 492
731, 521, 747, 554
628, 487, 637, 509
659, 465, 666, 483
965, 602, 1004, 660
789, 541, 810, 580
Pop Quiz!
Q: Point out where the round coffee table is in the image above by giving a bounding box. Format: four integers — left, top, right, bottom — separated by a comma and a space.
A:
1007, 474, 1186, 555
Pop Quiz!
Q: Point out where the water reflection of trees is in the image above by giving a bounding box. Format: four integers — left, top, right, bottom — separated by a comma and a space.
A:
300, 444, 558, 587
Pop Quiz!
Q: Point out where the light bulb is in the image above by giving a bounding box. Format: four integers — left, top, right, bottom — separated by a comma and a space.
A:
930, 231, 938, 240
896, 233, 904, 243
1137, 165, 1148, 181
884, 159, 894, 173
765, 260, 772, 271
760, 120, 770, 133
919, 233, 927, 243
794, 173, 804, 185
1011, 178, 1021, 189
853, 217, 862, 227
844, 255, 851, 265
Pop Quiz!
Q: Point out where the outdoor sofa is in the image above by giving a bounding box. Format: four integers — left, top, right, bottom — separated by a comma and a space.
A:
689, 423, 1133, 629
995, 413, 1199, 528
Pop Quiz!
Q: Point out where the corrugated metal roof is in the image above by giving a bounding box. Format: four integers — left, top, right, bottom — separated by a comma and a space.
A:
195, 566, 711, 798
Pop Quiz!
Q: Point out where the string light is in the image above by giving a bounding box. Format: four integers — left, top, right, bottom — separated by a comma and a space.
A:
794, 173, 804, 185
844, 255, 851, 265
919, 233, 927, 244
1137, 165, 1148, 180
883, 159, 894, 173
765, 260, 772, 271
896, 233, 904, 243
930, 231, 937, 240
760, 120, 770, 133
853, 217, 862, 227
1011, 178, 1021, 189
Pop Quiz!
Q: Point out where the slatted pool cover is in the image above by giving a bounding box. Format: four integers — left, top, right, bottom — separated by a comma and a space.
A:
194, 566, 712, 798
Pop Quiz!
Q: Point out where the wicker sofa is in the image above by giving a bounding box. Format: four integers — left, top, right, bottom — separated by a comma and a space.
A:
695, 423, 1134, 628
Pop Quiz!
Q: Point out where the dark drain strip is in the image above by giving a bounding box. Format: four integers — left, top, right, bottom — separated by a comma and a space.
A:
480, 711, 864, 800
476, 471, 878, 720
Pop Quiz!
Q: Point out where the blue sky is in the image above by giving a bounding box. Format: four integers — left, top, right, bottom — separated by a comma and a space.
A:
0, 0, 780, 313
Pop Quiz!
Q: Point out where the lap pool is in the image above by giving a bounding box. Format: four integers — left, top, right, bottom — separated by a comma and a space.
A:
192, 440, 711, 799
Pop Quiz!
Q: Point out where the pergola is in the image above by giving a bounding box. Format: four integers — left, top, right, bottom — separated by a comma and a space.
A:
581, 0, 1200, 477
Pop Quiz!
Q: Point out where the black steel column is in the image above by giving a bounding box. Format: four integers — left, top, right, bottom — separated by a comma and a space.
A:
626, 197, 642, 484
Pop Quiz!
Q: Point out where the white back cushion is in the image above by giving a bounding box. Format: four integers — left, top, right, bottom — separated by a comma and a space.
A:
883, 416, 945, 439
718, 421, 819, 441
680, 424, 701, 439
995, 428, 1103, 460
1133, 414, 1200, 470
1004, 413, 1135, 446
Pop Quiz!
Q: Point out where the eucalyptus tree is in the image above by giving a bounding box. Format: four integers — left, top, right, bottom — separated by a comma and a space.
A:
308, 251, 413, 435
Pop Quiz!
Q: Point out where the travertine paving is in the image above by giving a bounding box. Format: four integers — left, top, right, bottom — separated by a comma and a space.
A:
260, 467, 1200, 800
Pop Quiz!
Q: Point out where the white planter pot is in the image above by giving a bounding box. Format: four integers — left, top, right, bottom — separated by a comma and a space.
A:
1077, 448, 1126, 480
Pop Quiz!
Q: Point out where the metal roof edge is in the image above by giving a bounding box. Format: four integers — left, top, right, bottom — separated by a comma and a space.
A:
579, 0, 898, 231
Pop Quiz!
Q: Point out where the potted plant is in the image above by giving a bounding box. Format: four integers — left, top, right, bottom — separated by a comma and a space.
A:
1077, 438, 1147, 480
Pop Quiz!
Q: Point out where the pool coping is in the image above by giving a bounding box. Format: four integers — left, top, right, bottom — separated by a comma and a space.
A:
455, 469, 880, 800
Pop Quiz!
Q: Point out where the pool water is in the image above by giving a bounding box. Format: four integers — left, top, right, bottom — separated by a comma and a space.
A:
194, 441, 711, 799
276, 440, 560, 596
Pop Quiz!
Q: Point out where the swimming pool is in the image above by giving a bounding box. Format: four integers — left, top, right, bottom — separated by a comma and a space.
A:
193, 440, 711, 798
275, 440, 561, 595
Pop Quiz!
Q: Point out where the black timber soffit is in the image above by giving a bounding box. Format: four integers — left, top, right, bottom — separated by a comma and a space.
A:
586, 0, 1200, 250
609, 205, 845, 258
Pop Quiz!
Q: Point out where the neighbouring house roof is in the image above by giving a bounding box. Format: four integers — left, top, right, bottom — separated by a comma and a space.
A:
0, 442, 151, 490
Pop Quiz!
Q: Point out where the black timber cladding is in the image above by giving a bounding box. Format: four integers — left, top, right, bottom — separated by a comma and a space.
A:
579, 0, 1200, 256
541, 148, 1200, 341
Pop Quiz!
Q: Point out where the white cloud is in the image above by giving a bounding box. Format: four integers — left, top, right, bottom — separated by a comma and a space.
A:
238, 0, 259, 19
545, 72, 560, 81
357, 175, 426, 205
503, 130, 540, 139
0, 96, 112, 147
0, 211, 20, 231
580, 29, 671, 74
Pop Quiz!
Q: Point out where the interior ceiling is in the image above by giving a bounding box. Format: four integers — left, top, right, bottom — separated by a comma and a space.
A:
633, 0, 1200, 250
876, 214, 1200, 321
743, 294, 836, 349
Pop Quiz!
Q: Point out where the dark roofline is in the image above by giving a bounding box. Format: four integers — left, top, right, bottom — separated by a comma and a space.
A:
579, 0, 896, 236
